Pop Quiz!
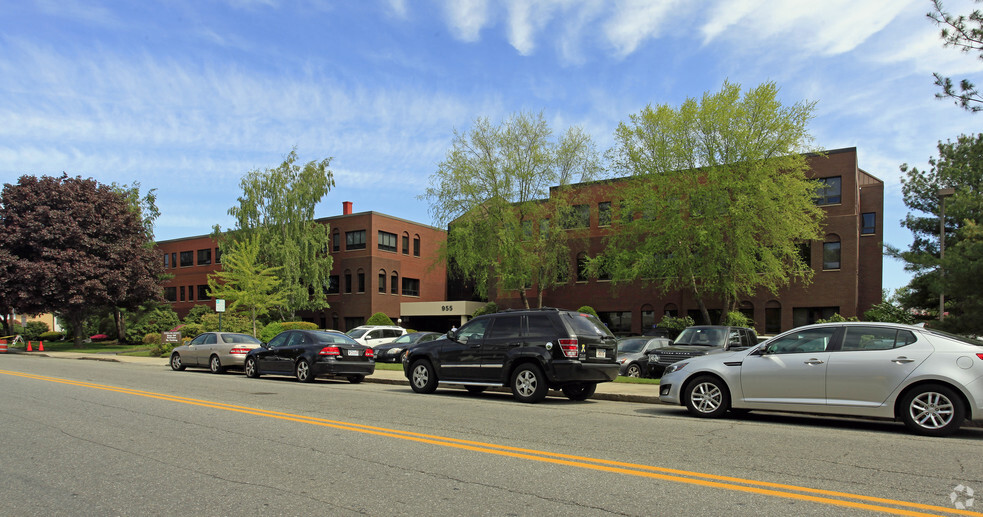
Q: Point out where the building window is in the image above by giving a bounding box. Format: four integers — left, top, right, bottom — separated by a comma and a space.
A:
327, 275, 339, 294
598, 201, 612, 226
164, 287, 177, 302
861, 212, 876, 235
180, 251, 193, 267
564, 204, 590, 229
197, 248, 211, 266
378, 231, 397, 252
815, 177, 842, 205
798, 242, 811, 268
332, 230, 340, 252
379, 270, 387, 293
346, 230, 366, 250
215, 247, 222, 264
823, 239, 841, 270
413, 235, 420, 257
391, 272, 398, 295
576, 252, 588, 282
402, 233, 410, 254
357, 270, 365, 293
188, 285, 195, 301
197, 285, 210, 300
171, 253, 177, 269
522, 221, 533, 240
598, 311, 632, 334
540, 219, 550, 238
344, 270, 352, 293
402, 277, 420, 297
163, 253, 170, 268
179, 286, 186, 302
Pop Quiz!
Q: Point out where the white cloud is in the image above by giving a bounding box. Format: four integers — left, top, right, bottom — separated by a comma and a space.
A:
443, 0, 489, 42
603, 0, 680, 57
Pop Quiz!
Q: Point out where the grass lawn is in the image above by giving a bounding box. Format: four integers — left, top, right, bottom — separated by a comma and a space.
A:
6, 340, 151, 355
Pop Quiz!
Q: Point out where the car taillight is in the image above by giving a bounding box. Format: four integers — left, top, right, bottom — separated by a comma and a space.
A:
559, 338, 579, 358
977, 353, 983, 361
319, 346, 340, 356
229, 347, 251, 355
365, 348, 374, 358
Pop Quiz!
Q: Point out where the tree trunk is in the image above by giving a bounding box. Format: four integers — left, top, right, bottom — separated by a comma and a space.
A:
114, 309, 126, 341
251, 307, 257, 337
718, 293, 732, 325
518, 289, 530, 309
690, 275, 711, 325
70, 313, 85, 348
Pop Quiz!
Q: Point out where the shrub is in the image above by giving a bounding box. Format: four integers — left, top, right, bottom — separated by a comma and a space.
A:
39, 331, 64, 341
472, 302, 499, 318
863, 301, 916, 324
149, 342, 176, 357
90, 334, 110, 341
816, 313, 860, 323
183, 304, 212, 324
366, 312, 395, 326
260, 321, 284, 343
658, 315, 694, 334
577, 306, 599, 319
24, 320, 50, 340
125, 306, 180, 344
200, 312, 251, 334
143, 333, 162, 346
180, 323, 203, 339
723, 311, 753, 329
280, 321, 318, 331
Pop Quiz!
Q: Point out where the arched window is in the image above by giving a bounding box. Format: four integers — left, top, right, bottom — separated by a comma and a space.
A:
641, 304, 655, 331
823, 234, 841, 270
402, 232, 410, 255
413, 234, 421, 257
663, 303, 678, 317
765, 300, 781, 334
391, 271, 399, 295
739, 301, 754, 323
379, 269, 387, 293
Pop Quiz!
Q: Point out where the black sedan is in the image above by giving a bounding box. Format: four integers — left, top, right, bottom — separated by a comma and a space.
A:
244, 330, 375, 383
373, 332, 442, 363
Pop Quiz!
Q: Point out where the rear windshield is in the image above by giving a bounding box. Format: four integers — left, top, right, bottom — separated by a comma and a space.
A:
563, 312, 615, 338
346, 329, 368, 339
617, 338, 647, 353
222, 333, 261, 344
314, 331, 359, 345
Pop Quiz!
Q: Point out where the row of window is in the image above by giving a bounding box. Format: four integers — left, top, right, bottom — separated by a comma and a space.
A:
332, 229, 421, 256
164, 285, 210, 302
163, 248, 222, 269
326, 270, 421, 297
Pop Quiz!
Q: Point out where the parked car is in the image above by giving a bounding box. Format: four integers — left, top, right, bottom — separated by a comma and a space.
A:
617, 336, 671, 377
647, 325, 758, 375
169, 332, 263, 373
403, 308, 620, 403
244, 329, 375, 383
659, 322, 983, 436
346, 325, 408, 348
374, 332, 442, 363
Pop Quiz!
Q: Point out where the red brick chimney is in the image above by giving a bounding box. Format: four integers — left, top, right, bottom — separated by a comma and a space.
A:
343, 201, 353, 215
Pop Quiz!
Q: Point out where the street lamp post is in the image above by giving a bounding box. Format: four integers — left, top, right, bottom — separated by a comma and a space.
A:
938, 187, 956, 321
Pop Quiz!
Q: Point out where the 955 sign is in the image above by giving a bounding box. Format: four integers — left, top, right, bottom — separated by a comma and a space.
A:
440, 305, 455, 312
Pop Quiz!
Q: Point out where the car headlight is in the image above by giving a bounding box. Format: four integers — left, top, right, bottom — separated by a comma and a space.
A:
663, 362, 687, 375
648, 354, 659, 362
390, 347, 403, 355
619, 357, 627, 364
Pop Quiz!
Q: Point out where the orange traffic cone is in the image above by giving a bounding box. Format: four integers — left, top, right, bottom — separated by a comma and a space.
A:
27, 341, 33, 351
39, 341, 44, 351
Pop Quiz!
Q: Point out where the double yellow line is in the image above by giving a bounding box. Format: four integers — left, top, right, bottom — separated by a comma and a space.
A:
2, 369, 979, 516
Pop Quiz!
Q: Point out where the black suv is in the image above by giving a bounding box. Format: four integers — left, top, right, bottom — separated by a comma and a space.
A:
402, 308, 620, 403
646, 325, 758, 376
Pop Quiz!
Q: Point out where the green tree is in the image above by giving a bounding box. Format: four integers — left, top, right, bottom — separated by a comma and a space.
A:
928, 0, 983, 112
940, 220, 983, 331
887, 134, 983, 319
425, 112, 602, 308
207, 236, 288, 337
863, 290, 917, 324
598, 81, 824, 325
214, 148, 334, 319
366, 312, 395, 325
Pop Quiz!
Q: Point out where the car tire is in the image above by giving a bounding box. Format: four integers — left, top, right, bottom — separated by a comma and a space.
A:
465, 386, 487, 395
295, 358, 314, 383
170, 353, 185, 371
511, 364, 548, 403
409, 359, 438, 394
209, 355, 225, 374
899, 384, 965, 437
347, 375, 364, 384
561, 382, 597, 401
626, 363, 641, 378
684, 375, 730, 418
244, 356, 260, 378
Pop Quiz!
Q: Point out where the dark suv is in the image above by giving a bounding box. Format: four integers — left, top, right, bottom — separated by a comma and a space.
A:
402, 308, 620, 403
646, 325, 758, 376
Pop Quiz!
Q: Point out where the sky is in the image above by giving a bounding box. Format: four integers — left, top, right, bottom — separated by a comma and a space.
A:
2, 0, 982, 295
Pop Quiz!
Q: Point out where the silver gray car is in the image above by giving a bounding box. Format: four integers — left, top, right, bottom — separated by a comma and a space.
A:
170, 332, 263, 374
659, 322, 983, 436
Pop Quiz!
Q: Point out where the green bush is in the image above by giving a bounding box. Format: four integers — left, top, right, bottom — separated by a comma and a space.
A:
281, 321, 318, 331
366, 312, 395, 326
260, 321, 284, 343
658, 315, 694, 333
125, 306, 180, 344
143, 332, 162, 346
149, 342, 176, 358
24, 320, 50, 340
180, 323, 203, 339
816, 313, 860, 323
577, 306, 599, 319
183, 304, 212, 324
472, 302, 499, 318
723, 311, 753, 328
863, 301, 915, 324
200, 312, 251, 334
39, 331, 64, 341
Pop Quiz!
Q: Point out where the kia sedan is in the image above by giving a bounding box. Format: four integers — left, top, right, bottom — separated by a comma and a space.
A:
244, 330, 375, 383
659, 322, 983, 436
169, 332, 263, 373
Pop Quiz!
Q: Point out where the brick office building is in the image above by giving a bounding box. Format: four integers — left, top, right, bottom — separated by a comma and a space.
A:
489, 147, 884, 335
156, 202, 451, 331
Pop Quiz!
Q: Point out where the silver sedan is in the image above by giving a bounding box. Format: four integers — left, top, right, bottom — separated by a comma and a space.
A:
169, 332, 263, 374
659, 322, 983, 436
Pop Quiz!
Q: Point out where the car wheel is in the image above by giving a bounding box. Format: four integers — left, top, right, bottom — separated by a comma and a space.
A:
409, 359, 438, 393
899, 384, 965, 437
562, 382, 597, 401
684, 375, 729, 418
626, 363, 641, 378
295, 358, 314, 383
209, 355, 225, 374
347, 375, 364, 384
511, 364, 548, 403
465, 386, 487, 395
244, 356, 260, 378
169, 353, 185, 371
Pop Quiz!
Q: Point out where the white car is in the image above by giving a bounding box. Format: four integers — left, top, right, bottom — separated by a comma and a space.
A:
345, 325, 407, 348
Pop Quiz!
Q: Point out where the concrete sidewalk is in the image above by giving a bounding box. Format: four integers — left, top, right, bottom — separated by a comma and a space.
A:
5, 350, 665, 404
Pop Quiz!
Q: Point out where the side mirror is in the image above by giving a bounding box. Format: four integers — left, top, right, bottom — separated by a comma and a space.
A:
447, 329, 458, 341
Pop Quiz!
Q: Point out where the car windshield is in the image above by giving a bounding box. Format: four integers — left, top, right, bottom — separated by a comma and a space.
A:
346, 329, 368, 339
674, 327, 725, 346
392, 334, 414, 344
314, 331, 359, 344
617, 338, 647, 353
221, 333, 261, 344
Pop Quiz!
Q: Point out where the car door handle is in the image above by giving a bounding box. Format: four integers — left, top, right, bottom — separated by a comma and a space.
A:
892, 357, 915, 364
803, 359, 825, 365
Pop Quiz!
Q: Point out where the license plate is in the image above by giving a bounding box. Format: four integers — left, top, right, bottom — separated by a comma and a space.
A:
596, 349, 606, 359
346, 350, 359, 356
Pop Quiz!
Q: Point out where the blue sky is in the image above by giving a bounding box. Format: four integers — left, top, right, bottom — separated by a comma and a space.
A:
2, 0, 982, 294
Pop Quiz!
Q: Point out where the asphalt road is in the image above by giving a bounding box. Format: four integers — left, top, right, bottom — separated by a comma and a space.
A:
1, 354, 981, 516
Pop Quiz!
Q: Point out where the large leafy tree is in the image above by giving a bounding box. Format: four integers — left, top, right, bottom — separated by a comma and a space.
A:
928, 0, 983, 112
214, 148, 334, 319
943, 220, 983, 331
425, 112, 602, 308
598, 81, 824, 324
207, 236, 287, 337
888, 134, 983, 328
0, 174, 163, 347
